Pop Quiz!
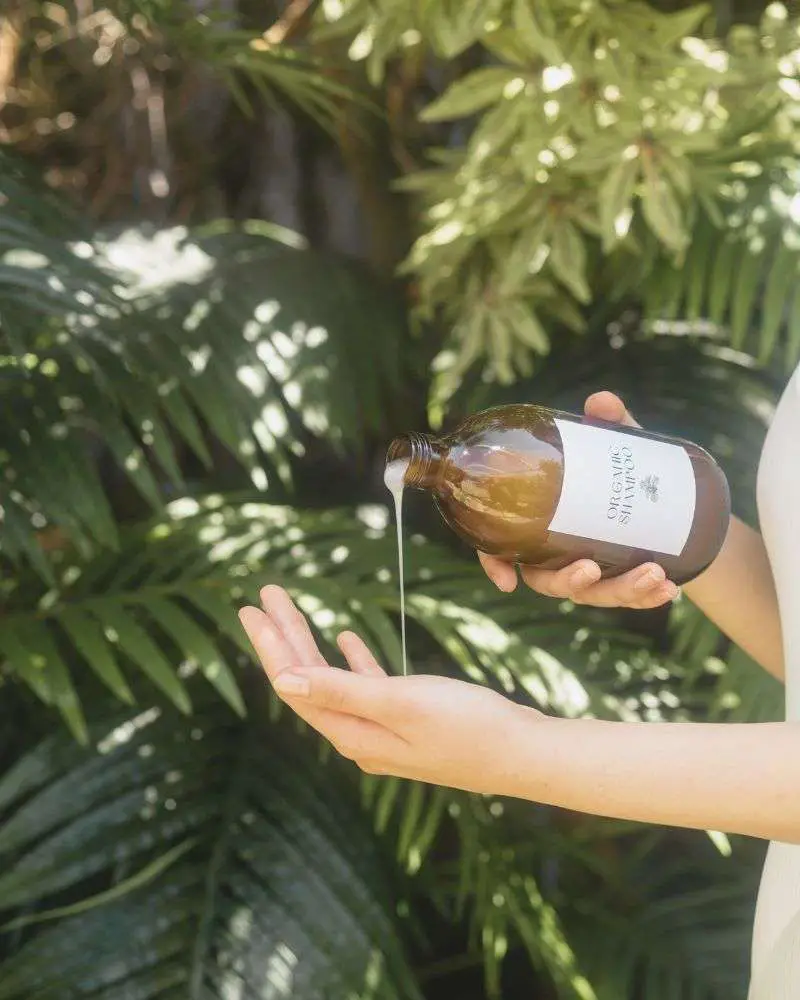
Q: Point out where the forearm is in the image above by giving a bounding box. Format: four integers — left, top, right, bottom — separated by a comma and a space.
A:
682, 514, 784, 681
508, 710, 800, 842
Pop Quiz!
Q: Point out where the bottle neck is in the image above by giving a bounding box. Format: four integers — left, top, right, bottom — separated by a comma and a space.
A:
385, 433, 445, 490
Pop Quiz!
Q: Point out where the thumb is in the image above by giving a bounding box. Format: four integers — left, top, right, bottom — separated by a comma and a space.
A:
584, 390, 640, 428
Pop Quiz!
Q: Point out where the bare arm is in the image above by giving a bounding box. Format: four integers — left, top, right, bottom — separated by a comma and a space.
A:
243, 588, 799, 845
682, 514, 784, 681
514, 711, 799, 842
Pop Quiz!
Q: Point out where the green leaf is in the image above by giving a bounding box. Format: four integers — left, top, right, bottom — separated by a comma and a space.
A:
654, 3, 712, 46
0, 621, 87, 743
786, 282, 800, 370
641, 168, 688, 258
91, 604, 192, 714
512, 0, 564, 63
599, 158, 639, 251
730, 246, 765, 348
506, 300, 550, 353
145, 599, 246, 716
59, 608, 134, 705
685, 219, 715, 319
1, 838, 198, 933
550, 221, 591, 304
0, 691, 423, 1000
0, 624, 53, 705
420, 67, 523, 123
759, 244, 798, 363
708, 237, 741, 324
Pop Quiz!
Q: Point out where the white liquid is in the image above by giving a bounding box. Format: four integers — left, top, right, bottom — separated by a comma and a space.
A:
383, 458, 410, 676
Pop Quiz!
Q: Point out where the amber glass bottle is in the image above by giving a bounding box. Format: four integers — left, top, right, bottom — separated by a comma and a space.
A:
386, 404, 731, 585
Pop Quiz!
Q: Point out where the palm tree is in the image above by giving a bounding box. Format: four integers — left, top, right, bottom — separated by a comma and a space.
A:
0, 1, 795, 997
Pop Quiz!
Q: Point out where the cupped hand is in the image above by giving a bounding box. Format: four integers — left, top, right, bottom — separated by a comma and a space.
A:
479, 391, 680, 609
239, 585, 539, 795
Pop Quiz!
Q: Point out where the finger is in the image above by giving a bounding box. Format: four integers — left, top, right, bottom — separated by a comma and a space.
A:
521, 561, 674, 608
240, 604, 354, 728
600, 563, 670, 607
260, 585, 327, 669
240, 605, 300, 677
338, 631, 387, 677
520, 559, 602, 598
584, 390, 639, 428
240, 606, 394, 746
571, 563, 674, 609
478, 551, 518, 592
273, 667, 397, 725
630, 580, 681, 609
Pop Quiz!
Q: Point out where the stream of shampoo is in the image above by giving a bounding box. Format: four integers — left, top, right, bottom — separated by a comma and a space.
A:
383, 458, 410, 676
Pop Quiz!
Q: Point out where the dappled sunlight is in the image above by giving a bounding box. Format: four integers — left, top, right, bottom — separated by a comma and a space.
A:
3, 249, 49, 269
237, 365, 268, 397
529, 648, 590, 718
182, 297, 211, 331
356, 505, 389, 532
271, 329, 299, 359
261, 402, 289, 436
96, 228, 214, 294
254, 299, 281, 326
3, 1, 797, 995
458, 619, 510, 655
262, 942, 299, 999
256, 338, 291, 381
541, 64, 573, 92
96, 707, 161, 755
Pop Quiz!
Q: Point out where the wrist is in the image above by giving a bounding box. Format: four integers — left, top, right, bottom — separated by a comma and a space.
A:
497, 701, 564, 800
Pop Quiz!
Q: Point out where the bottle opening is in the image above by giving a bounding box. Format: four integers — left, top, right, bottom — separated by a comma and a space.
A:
385, 433, 442, 490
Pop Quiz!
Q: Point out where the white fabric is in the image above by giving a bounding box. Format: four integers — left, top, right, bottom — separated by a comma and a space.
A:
747, 363, 800, 997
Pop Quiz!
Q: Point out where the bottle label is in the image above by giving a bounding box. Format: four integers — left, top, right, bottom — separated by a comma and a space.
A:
549, 419, 696, 556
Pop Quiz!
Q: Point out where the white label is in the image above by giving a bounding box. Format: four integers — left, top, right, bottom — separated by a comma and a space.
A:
548, 419, 696, 556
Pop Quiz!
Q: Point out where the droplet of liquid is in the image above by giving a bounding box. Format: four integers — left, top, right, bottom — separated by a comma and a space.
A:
384, 458, 410, 676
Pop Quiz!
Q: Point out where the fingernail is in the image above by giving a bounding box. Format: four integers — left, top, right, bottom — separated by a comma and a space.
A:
274, 672, 311, 697
238, 606, 260, 627
634, 567, 664, 592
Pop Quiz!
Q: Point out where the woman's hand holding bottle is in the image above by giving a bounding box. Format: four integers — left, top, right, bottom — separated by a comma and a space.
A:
478, 391, 681, 609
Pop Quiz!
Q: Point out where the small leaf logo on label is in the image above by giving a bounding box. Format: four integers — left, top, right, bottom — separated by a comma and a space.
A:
639, 475, 660, 503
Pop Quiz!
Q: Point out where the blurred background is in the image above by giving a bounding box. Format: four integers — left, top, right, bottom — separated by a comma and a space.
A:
0, 1, 798, 997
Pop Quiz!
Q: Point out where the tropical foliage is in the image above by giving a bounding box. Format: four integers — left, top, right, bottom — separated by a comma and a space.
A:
0, 0, 795, 997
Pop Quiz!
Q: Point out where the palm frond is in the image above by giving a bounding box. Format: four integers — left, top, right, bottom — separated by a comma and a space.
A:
1, 487, 696, 740
15, 0, 358, 135
449, 319, 777, 512
0, 683, 422, 1000
559, 831, 761, 1000
636, 176, 800, 374
0, 153, 119, 356
0, 189, 408, 574
396, 786, 759, 1000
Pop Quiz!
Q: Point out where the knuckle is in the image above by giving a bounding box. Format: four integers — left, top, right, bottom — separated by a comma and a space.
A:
322, 686, 347, 712
370, 689, 395, 724
520, 567, 548, 595
613, 581, 638, 603
335, 740, 358, 761
358, 759, 384, 776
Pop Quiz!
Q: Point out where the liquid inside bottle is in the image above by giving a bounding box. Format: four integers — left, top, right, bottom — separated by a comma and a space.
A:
385, 405, 731, 586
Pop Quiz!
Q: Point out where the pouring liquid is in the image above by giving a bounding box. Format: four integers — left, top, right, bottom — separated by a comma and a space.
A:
383, 458, 410, 676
